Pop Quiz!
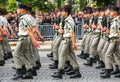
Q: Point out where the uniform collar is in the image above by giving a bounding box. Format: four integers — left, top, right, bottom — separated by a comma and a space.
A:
19, 14, 27, 19
65, 15, 72, 21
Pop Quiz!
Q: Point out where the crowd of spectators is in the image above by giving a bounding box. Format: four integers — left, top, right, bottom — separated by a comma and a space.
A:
35, 10, 84, 25
6, 9, 84, 28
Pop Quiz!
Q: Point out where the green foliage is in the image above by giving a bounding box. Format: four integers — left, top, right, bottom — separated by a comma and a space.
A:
6, 0, 17, 13
93, 0, 115, 7
0, 0, 116, 13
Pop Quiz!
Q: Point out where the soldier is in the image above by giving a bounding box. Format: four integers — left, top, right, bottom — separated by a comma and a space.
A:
51, 4, 81, 79
100, 6, 120, 78
0, 8, 5, 66
27, 6, 43, 70
12, 3, 39, 80
77, 7, 93, 59
84, 8, 101, 66
49, 10, 63, 69
0, 8, 16, 60
80, 7, 93, 59
95, 8, 106, 69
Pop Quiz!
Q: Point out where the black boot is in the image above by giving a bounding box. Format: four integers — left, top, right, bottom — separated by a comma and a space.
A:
111, 65, 119, 74
7, 52, 13, 59
0, 60, 5, 66
12, 69, 24, 80
115, 72, 120, 78
49, 60, 58, 69
4, 54, 8, 60
66, 69, 75, 75
100, 69, 106, 74
83, 58, 93, 66
22, 69, 33, 79
93, 55, 99, 63
77, 51, 84, 58
47, 52, 53, 58
70, 69, 82, 78
32, 67, 37, 76
35, 61, 41, 70
64, 61, 71, 69
65, 65, 73, 72
100, 69, 111, 78
96, 61, 105, 69
80, 54, 89, 59
51, 70, 63, 79
53, 70, 65, 74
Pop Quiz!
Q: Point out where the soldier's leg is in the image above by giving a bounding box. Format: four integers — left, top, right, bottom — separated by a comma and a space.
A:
5, 37, 13, 58
68, 44, 79, 70
2, 36, 9, 60
47, 34, 58, 58
101, 40, 109, 63
0, 42, 5, 66
29, 44, 37, 68
112, 40, 120, 77
84, 35, 99, 66
100, 41, 115, 78
49, 35, 62, 69
96, 37, 106, 68
58, 40, 69, 70
52, 35, 62, 61
97, 37, 106, 59
34, 47, 41, 68
13, 37, 33, 80
89, 35, 99, 58
82, 33, 93, 59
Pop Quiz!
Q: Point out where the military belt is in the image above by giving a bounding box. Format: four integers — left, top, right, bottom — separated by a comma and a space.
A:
110, 37, 119, 40
19, 35, 28, 38
93, 32, 101, 35
62, 37, 71, 40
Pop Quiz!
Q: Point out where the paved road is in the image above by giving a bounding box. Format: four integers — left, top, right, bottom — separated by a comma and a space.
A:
0, 50, 120, 82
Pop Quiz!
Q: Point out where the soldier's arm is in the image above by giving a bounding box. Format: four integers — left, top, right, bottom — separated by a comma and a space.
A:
33, 26, 44, 42
67, 22, 77, 50
70, 32, 77, 50
27, 28, 39, 48
0, 26, 4, 41
7, 24, 16, 37
0, 26, 4, 34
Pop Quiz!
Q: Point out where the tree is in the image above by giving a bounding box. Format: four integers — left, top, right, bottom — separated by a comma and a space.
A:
6, 0, 17, 12
93, 0, 115, 7
0, 0, 7, 7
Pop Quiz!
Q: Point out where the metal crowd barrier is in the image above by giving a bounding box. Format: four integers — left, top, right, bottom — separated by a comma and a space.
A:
9, 24, 84, 41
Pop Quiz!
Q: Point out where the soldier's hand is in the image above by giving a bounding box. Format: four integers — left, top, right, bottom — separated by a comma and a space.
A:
55, 25, 59, 30
101, 27, 107, 32
0, 33, 4, 42
92, 24, 97, 29
72, 43, 78, 51
59, 29, 64, 34
106, 29, 110, 34
32, 40, 40, 48
11, 33, 16, 38
97, 25, 102, 30
15, 27, 19, 32
39, 37, 44, 43
3, 31, 8, 36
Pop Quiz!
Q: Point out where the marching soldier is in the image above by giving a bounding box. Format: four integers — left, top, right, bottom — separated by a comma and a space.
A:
100, 6, 120, 78
51, 4, 81, 79
49, 10, 63, 69
95, 8, 106, 69
12, 4, 39, 80
84, 8, 101, 66
0, 8, 5, 66
77, 7, 93, 59
0, 8, 16, 60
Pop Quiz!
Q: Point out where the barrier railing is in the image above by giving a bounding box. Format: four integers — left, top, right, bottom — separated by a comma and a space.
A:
9, 24, 83, 41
